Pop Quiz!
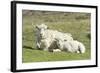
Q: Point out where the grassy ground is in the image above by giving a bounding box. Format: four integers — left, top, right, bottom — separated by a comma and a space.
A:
22, 10, 91, 63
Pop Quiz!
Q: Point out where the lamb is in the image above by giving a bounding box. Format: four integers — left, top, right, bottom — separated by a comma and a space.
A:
56, 38, 86, 53
35, 24, 73, 51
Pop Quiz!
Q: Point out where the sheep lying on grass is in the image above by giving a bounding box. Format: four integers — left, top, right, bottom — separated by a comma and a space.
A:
55, 38, 86, 53
35, 24, 73, 51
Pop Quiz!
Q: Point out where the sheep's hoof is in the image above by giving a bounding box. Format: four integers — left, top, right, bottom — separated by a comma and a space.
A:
76, 51, 80, 53
37, 47, 42, 50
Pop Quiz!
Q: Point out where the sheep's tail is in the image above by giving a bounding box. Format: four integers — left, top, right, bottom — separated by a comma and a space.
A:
78, 42, 86, 53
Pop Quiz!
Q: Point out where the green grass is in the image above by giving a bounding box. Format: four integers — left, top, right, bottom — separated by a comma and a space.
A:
22, 10, 91, 63
22, 49, 90, 63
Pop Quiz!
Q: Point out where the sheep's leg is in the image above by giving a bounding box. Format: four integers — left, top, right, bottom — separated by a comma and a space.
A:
36, 36, 41, 49
43, 42, 49, 51
43, 45, 49, 51
43, 47, 49, 51
36, 42, 41, 49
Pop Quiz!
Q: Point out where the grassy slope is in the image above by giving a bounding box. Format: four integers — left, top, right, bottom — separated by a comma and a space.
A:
22, 11, 91, 63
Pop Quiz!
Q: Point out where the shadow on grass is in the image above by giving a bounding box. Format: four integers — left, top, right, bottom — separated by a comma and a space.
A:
23, 45, 36, 50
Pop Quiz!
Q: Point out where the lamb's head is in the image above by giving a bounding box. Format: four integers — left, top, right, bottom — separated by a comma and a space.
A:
55, 38, 64, 49
35, 24, 48, 39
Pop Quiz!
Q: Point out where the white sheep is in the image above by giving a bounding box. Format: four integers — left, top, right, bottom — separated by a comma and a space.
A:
35, 24, 73, 51
35, 24, 48, 49
56, 38, 86, 53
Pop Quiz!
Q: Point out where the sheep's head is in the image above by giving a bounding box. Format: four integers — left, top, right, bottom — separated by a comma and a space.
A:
35, 24, 48, 39
36, 24, 48, 30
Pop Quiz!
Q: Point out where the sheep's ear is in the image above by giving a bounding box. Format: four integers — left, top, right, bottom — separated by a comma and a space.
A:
32, 23, 35, 28
35, 25, 39, 29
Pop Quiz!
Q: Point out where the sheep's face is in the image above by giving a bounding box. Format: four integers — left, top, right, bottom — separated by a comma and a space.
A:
36, 24, 48, 39
39, 28, 46, 38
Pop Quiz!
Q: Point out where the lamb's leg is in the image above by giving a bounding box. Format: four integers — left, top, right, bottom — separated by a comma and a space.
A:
53, 49, 61, 52
78, 43, 85, 54
76, 50, 80, 53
